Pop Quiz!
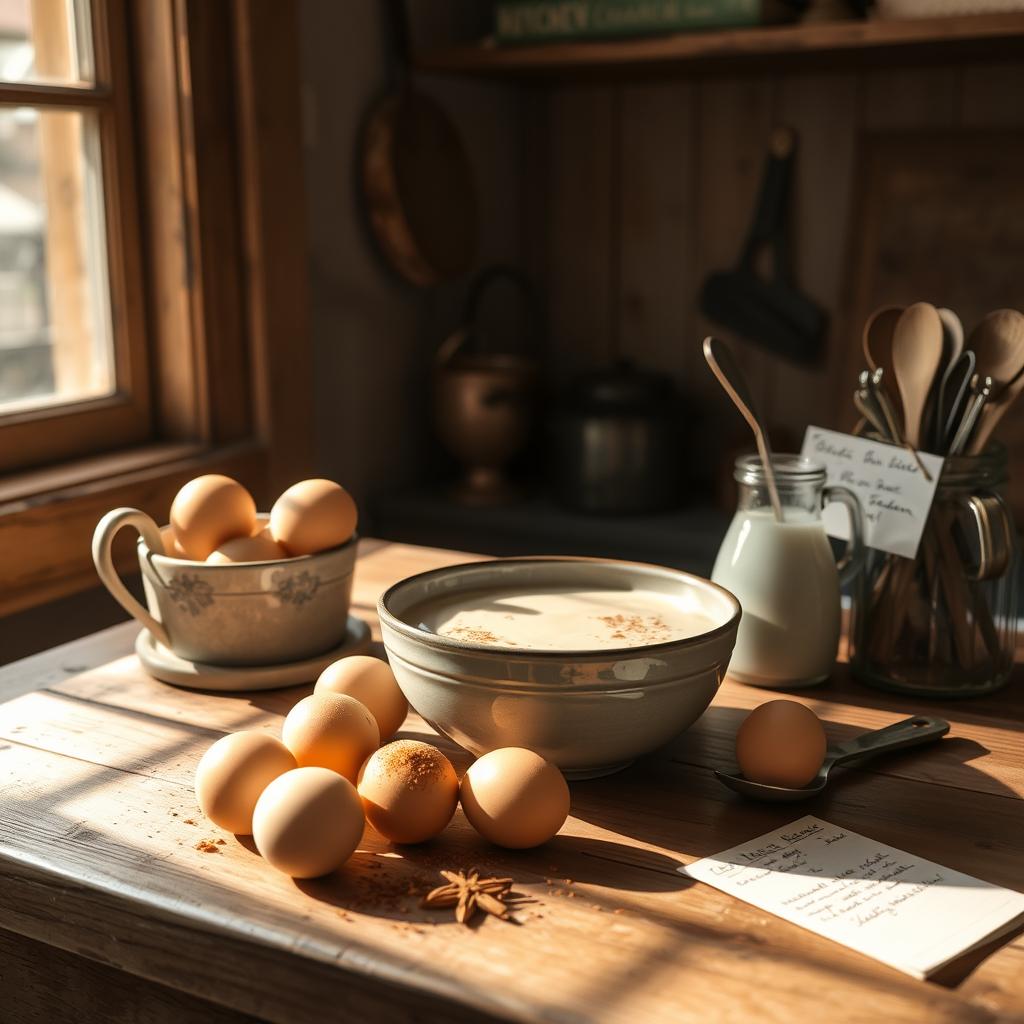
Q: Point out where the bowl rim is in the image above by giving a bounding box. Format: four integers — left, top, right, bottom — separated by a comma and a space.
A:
377, 555, 741, 659
139, 517, 360, 568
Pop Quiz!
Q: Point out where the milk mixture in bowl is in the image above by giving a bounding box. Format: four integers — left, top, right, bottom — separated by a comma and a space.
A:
413, 585, 718, 651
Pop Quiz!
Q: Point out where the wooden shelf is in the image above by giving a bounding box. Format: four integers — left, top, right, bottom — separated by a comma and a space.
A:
414, 12, 1024, 80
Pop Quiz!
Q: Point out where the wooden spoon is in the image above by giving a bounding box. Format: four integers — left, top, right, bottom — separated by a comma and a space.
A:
969, 308, 1024, 386
703, 336, 783, 522
932, 308, 965, 448
965, 309, 1024, 453
968, 364, 1024, 454
862, 305, 903, 376
937, 307, 964, 364
891, 302, 944, 450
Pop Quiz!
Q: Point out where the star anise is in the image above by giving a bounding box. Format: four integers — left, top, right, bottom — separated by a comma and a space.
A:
421, 868, 515, 925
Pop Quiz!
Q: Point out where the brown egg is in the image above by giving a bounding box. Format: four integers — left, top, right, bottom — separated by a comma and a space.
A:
269, 479, 357, 556
281, 692, 379, 783
315, 656, 408, 741
167, 535, 190, 559
460, 747, 570, 849
357, 740, 458, 844
170, 474, 257, 560
735, 700, 827, 789
207, 529, 288, 564
194, 731, 296, 835
252, 767, 365, 878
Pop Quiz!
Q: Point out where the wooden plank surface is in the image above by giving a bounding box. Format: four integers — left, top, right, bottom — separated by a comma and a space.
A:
0, 539, 1022, 1024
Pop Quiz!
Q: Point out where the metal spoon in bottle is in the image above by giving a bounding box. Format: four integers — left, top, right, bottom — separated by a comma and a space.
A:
949, 374, 994, 456
938, 348, 976, 452
715, 716, 950, 802
703, 336, 783, 522
968, 367, 1024, 455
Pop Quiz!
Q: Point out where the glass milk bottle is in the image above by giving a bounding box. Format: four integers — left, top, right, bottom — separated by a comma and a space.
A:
712, 454, 864, 688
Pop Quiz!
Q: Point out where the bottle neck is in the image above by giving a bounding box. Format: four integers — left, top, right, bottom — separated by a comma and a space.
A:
736, 479, 824, 517
732, 453, 828, 517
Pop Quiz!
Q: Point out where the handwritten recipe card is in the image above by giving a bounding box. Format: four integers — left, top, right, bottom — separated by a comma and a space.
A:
800, 427, 944, 559
682, 816, 1024, 979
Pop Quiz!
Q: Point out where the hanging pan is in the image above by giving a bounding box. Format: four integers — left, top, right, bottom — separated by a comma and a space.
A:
359, 0, 478, 286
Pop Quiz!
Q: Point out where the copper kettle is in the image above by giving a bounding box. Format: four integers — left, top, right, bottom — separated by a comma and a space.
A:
433, 267, 538, 505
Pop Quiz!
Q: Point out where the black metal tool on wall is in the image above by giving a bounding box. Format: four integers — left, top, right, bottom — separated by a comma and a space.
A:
699, 126, 826, 366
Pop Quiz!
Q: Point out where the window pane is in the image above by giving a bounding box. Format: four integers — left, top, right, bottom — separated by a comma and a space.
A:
0, 0, 93, 86
0, 105, 113, 412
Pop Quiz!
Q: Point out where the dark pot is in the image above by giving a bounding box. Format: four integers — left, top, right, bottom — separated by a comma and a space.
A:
548, 362, 683, 514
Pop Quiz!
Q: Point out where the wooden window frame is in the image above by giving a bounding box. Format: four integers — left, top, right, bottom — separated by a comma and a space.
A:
0, 0, 151, 472
0, 0, 313, 617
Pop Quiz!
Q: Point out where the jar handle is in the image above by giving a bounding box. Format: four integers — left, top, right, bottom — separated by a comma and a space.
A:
963, 491, 1012, 581
823, 485, 864, 586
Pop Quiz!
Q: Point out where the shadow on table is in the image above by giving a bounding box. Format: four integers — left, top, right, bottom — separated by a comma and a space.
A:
664, 702, 1018, 798
280, 830, 692, 929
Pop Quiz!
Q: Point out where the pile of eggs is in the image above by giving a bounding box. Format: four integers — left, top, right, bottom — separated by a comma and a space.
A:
194, 655, 571, 878
166, 474, 358, 562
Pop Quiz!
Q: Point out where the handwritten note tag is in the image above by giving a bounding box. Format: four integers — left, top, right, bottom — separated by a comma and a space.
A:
800, 426, 944, 559
681, 816, 1024, 979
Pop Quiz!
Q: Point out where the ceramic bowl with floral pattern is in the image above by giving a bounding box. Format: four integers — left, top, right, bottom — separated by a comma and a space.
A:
93, 508, 356, 667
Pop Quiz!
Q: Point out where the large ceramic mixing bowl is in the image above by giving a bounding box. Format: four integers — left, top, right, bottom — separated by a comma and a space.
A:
378, 557, 740, 778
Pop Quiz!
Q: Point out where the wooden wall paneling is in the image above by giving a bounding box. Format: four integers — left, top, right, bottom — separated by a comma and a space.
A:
834, 66, 962, 418
861, 67, 961, 130
176, 0, 252, 445
521, 85, 551, 301
693, 76, 778, 429
544, 85, 616, 377
131, 2, 203, 441
233, 0, 315, 492
959, 62, 1024, 125
770, 72, 860, 442
418, 76, 529, 349
957, 61, 1024, 521
298, 1, 420, 508
616, 82, 695, 385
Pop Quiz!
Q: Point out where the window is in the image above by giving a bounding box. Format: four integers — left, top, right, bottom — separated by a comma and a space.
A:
0, 1, 312, 618
0, 0, 148, 473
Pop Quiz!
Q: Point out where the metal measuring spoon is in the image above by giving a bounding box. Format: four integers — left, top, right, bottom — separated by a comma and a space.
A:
939, 348, 976, 452
714, 715, 950, 802
703, 336, 783, 522
949, 374, 994, 456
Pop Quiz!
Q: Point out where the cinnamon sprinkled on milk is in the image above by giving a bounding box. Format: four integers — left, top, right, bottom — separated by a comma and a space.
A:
410, 586, 715, 652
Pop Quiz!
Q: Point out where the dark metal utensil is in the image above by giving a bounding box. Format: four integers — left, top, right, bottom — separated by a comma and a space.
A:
715, 715, 950, 802
938, 348, 976, 452
949, 374, 994, 456
699, 127, 826, 366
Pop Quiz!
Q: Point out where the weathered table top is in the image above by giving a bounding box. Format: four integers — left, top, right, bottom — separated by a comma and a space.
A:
0, 539, 1022, 1024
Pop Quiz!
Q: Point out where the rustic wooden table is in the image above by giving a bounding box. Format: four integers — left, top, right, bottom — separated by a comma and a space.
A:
0, 539, 1022, 1024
